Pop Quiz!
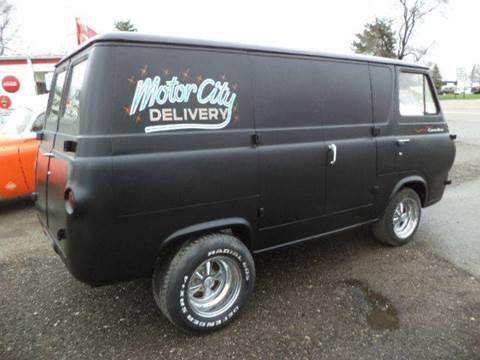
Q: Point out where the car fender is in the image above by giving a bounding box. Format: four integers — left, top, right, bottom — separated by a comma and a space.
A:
390, 174, 428, 205
0, 137, 30, 199
161, 217, 254, 252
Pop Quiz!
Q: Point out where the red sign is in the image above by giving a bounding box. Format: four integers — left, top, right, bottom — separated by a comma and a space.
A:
0, 95, 12, 109
2, 76, 20, 93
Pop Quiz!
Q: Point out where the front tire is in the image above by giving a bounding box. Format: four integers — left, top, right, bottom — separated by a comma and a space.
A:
153, 233, 255, 333
372, 188, 422, 246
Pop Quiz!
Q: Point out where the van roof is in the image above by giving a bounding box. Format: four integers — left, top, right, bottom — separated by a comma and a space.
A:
60, 32, 428, 70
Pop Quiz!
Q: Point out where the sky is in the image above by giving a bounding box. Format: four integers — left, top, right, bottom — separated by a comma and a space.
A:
9, 0, 479, 80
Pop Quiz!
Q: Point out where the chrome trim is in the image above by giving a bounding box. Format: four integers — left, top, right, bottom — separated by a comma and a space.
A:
396, 138, 411, 146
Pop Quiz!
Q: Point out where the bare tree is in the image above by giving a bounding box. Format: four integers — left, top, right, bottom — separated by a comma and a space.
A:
0, 0, 14, 55
396, 0, 448, 60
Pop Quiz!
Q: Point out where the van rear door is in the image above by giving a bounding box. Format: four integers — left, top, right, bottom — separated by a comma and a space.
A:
36, 68, 67, 227
45, 58, 88, 249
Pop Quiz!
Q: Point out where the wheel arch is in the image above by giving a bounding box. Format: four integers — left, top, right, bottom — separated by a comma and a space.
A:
390, 175, 428, 206
159, 217, 254, 256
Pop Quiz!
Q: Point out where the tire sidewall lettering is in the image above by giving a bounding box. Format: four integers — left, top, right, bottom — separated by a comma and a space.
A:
178, 247, 251, 328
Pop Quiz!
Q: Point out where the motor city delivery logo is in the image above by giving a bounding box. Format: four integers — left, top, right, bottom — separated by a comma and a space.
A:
126, 67, 238, 133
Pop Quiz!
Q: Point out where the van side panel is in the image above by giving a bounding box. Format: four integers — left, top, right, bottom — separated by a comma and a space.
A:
371, 65, 455, 215
47, 46, 116, 284
250, 54, 326, 249
321, 61, 376, 224
103, 45, 259, 282
252, 55, 376, 250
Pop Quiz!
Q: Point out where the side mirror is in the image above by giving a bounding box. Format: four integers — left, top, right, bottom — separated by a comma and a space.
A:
36, 132, 44, 140
31, 112, 46, 134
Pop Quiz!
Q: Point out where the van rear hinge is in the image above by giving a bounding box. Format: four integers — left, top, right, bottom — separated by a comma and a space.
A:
257, 207, 265, 218
252, 134, 261, 147
372, 127, 381, 137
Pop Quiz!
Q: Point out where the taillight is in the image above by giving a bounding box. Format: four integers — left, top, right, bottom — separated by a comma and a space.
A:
64, 188, 76, 214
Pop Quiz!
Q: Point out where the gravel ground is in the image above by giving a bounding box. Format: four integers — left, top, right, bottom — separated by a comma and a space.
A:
1, 100, 480, 360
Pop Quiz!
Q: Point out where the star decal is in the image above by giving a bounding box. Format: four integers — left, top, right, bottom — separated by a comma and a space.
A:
135, 114, 142, 123
123, 105, 131, 115
127, 76, 135, 84
181, 68, 191, 81
140, 65, 149, 77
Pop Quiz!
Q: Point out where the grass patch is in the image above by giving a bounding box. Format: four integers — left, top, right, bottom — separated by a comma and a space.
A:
439, 93, 480, 100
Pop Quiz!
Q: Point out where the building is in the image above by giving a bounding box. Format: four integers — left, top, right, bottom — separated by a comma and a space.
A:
0, 55, 63, 113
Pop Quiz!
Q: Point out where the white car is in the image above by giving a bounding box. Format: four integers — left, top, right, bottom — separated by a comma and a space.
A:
0, 94, 48, 138
454, 87, 472, 95
439, 84, 456, 95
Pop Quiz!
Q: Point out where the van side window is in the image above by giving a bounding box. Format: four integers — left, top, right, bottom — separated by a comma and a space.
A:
399, 72, 438, 116
58, 60, 88, 135
45, 71, 66, 131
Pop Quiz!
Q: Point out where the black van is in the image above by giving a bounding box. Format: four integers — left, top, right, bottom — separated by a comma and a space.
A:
35, 33, 456, 332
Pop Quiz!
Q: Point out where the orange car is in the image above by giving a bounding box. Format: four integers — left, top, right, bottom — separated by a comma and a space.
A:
0, 96, 47, 201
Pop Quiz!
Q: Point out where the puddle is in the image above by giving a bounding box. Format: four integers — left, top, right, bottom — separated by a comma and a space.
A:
345, 279, 400, 330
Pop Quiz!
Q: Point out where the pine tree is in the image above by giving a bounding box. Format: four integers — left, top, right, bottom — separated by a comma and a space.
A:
114, 20, 137, 32
431, 64, 443, 91
352, 18, 396, 58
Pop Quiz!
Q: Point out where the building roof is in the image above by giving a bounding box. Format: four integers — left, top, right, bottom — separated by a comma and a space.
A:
61, 32, 428, 69
0, 54, 63, 66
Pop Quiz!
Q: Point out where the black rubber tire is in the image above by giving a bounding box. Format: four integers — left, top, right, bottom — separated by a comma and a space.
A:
372, 188, 422, 246
152, 233, 255, 333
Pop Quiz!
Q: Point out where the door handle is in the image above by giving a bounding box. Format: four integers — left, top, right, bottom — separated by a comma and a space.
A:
328, 144, 337, 165
396, 138, 410, 146
42, 152, 56, 158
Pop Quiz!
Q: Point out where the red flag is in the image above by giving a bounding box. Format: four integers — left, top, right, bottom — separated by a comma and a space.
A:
75, 17, 97, 45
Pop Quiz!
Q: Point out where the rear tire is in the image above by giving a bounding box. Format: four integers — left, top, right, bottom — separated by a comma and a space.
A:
152, 233, 255, 333
372, 188, 422, 246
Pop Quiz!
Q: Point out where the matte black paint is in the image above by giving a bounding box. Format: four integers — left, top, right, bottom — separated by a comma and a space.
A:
35, 34, 455, 286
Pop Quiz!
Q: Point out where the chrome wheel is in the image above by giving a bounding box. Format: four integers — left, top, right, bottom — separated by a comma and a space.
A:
187, 256, 242, 318
392, 198, 419, 239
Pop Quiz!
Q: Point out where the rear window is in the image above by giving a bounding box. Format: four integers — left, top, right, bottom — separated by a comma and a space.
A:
58, 60, 88, 135
399, 72, 438, 117
45, 71, 66, 131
